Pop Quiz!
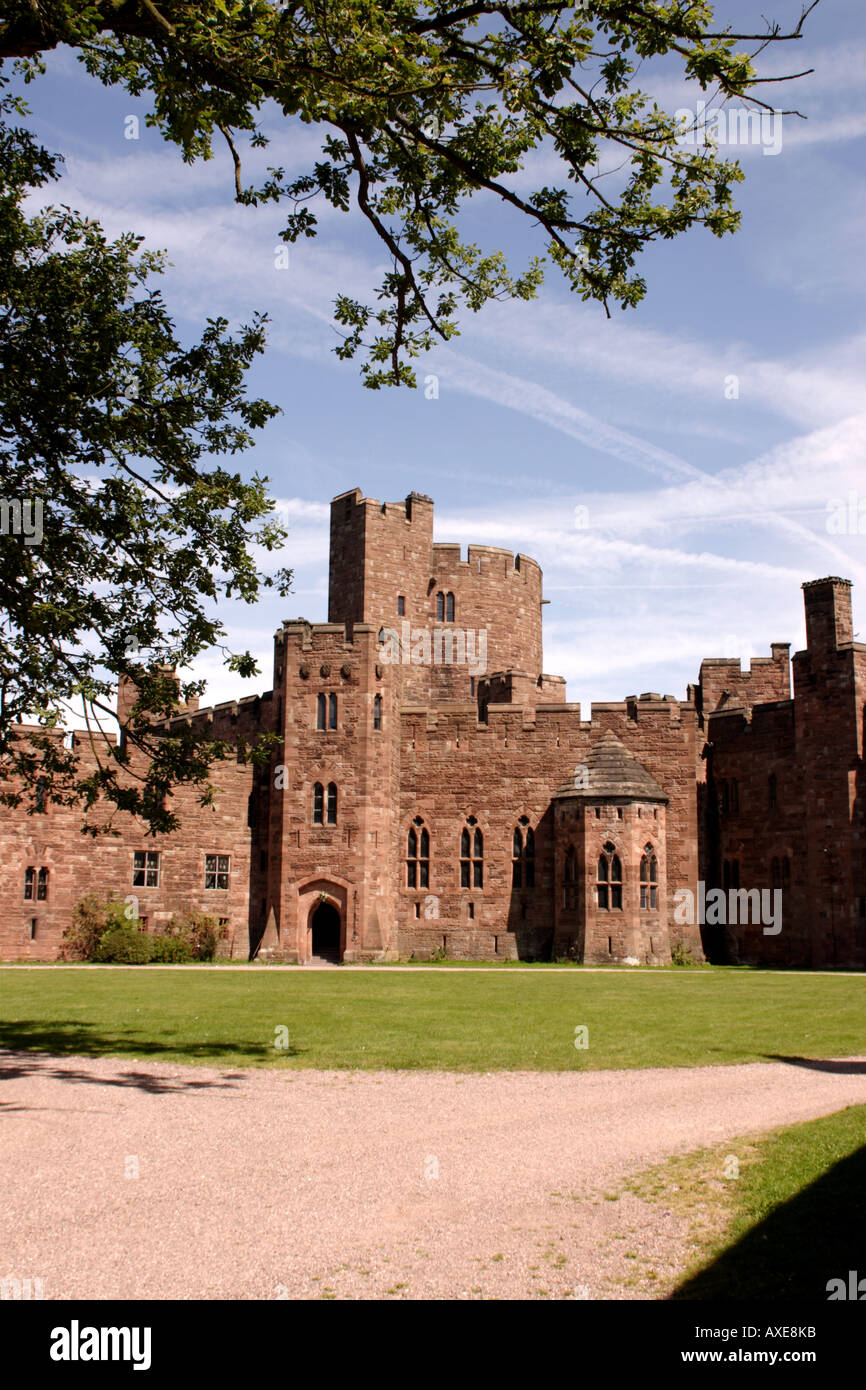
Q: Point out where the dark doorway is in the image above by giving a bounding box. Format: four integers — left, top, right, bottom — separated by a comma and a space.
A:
310, 901, 342, 962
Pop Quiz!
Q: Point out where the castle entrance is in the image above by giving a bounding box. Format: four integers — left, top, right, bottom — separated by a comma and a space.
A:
310, 901, 342, 963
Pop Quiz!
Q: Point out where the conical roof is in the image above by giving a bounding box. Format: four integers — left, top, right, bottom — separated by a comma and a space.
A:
554, 730, 667, 802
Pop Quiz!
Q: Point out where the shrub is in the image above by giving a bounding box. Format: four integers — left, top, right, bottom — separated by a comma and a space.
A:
161, 910, 225, 961
670, 942, 706, 968
94, 923, 154, 964
149, 934, 193, 964
61, 895, 130, 961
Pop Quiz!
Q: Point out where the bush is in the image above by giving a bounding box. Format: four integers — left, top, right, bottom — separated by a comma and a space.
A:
149, 934, 193, 964
162, 911, 225, 961
670, 942, 706, 968
61, 895, 131, 961
94, 923, 154, 964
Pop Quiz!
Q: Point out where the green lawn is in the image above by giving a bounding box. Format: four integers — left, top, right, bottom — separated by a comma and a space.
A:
1, 966, 865, 1071
637, 1104, 866, 1300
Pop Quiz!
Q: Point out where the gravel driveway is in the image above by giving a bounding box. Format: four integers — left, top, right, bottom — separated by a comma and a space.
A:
2, 1051, 865, 1300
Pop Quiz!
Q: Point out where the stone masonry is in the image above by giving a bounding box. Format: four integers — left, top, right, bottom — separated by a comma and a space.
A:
2, 492, 864, 969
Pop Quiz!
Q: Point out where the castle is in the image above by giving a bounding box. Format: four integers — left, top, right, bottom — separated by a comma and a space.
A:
3, 488, 865, 968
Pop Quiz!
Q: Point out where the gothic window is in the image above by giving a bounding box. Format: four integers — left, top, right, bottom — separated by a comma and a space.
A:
327, 782, 338, 825
328, 693, 337, 730
132, 850, 160, 887
446, 592, 455, 622
512, 819, 535, 888
205, 854, 230, 890
373, 694, 382, 730
461, 817, 483, 888
512, 828, 522, 888
597, 843, 622, 910
37, 867, 48, 901
768, 773, 777, 810
312, 782, 324, 825
639, 844, 658, 910
436, 591, 445, 621
407, 818, 430, 889
316, 693, 326, 729
564, 846, 577, 911
24, 866, 35, 901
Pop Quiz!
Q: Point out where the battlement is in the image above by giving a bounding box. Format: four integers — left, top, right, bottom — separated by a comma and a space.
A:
161, 689, 276, 741
430, 542, 542, 580
697, 642, 790, 719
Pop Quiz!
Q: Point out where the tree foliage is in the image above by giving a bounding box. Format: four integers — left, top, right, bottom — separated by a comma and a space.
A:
0, 79, 288, 833
0, 2, 821, 830
2, 0, 822, 385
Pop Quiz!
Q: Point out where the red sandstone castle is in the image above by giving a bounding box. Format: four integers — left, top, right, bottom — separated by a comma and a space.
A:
3, 489, 865, 968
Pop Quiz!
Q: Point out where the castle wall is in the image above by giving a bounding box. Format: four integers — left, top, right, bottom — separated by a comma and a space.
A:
0, 727, 259, 962
261, 620, 401, 962
394, 695, 699, 962
328, 489, 543, 704
703, 580, 866, 969
0, 486, 860, 975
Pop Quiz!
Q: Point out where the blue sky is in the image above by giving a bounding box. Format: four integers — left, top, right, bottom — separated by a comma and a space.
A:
16, 0, 866, 715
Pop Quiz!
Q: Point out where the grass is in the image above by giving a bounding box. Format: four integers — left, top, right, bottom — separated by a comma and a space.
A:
1, 966, 865, 1072
626, 1105, 866, 1300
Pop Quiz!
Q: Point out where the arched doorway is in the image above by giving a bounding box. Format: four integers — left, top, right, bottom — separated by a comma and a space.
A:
310, 900, 342, 963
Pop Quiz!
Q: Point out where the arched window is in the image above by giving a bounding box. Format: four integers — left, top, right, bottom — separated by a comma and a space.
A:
639, 844, 658, 910
312, 782, 324, 824
512, 828, 523, 888
564, 846, 577, 911
512, 819, 535, 888
327, 782, 338, 825
436, 591, 445, 621
24, 866, 35, 901
37, 867, 48, 901
373, 694, 382, 731
446, 592, 455, 622
768, 773, 777, 810
460, 818, 483, 887
597, 843, 622, 910
328, 693, 337, 730
407, 817, 430, 888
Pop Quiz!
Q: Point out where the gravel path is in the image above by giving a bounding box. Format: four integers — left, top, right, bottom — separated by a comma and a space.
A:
2, 1051, 865, 1301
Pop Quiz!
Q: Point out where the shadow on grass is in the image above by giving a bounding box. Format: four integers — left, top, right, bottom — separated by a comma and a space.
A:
0, 1019, 303, 1092
671, 1143, 866, 1300
764, 1054, 866, 1075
